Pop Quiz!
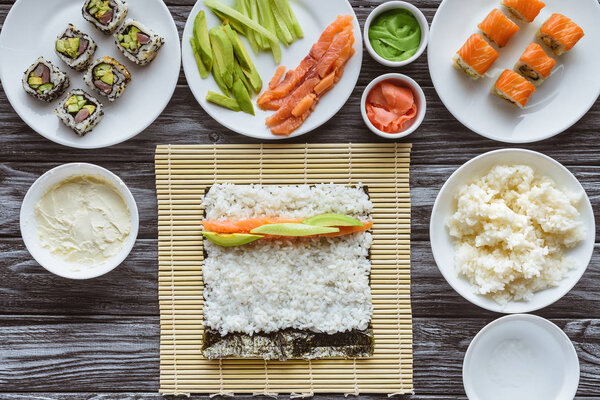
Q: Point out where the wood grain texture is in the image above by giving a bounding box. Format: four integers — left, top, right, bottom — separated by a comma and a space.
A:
0, 316, 598, 396
0, 0, 598, 398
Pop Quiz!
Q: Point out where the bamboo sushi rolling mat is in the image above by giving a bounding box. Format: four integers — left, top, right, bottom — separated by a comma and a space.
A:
155, 143, 413, 396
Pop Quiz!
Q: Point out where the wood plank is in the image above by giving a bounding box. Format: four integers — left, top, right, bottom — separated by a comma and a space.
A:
0, 316, 598, 396
0, 395, 597, 400
1, 162, 598, 243
0, 238, 598, 319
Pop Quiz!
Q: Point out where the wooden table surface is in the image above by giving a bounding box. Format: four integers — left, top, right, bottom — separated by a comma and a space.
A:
1, 0, 598, 399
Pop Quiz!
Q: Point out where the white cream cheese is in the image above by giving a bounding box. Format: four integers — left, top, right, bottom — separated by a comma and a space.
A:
34, 175, 131, 265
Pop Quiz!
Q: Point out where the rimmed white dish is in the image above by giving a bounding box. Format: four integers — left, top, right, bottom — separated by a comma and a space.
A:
363, 1, 429, 67
182, 0, 362, 140
463, 314, 580, 400
20, 163, 139, 280
360, 73, 426, 139
430, 149, 595, 314
428, 0, 600, 143
0, 0, 180, 149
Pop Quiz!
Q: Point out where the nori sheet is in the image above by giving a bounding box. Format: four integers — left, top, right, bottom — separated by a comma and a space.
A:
202, 328, 374, 361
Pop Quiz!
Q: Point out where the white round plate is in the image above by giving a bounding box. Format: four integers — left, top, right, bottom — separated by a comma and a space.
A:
0, 0, 180, 149
428, 0, 600, 143
182, 0, 362, 140
430, 149, 595, 313
20, 163, 139, 280
463, 314, 580, 400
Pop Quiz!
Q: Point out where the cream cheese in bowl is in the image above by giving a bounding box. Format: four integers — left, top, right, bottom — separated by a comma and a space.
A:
35, 175, 131, 265
20, 163, 139, 279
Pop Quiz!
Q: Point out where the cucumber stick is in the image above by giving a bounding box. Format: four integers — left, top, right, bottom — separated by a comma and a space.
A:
204, 0, 278, 43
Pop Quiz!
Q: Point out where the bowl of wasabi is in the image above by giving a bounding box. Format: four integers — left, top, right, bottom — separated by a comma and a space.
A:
364, 1, 429, 67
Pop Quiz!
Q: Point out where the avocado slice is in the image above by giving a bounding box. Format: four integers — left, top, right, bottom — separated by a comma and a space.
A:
209, 27, 234, 89
233, 61, 252, 95
250, 223, 339, 236
28, 76, 43, 86
190, 37, 209, 79
302, 214, 364, 227
223, 24, 264, 90
206, 91, 240, 111
193, 10, 213, 71
100, 69, 114, 85
203, 232, 263, 247
231, 78, 254, 115
83, 104, 96, 114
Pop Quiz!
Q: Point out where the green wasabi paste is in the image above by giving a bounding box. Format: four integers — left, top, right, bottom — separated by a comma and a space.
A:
369, 9, 421, 62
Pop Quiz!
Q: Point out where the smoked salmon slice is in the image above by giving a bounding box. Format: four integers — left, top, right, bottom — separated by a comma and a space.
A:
493, 69, 536, 108
502, 0, 545, 23
538, 13, 584, 55
478, 8, 520, 47
269, 66, 286, 89
453, 33, 499, 78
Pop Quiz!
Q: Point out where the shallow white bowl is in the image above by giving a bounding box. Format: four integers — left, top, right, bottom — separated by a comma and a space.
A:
463, 314, 580, 400
363, 1, 429, 67
20, 163, 139, 280
430, 149, 595, 313
360, 73, 426, 139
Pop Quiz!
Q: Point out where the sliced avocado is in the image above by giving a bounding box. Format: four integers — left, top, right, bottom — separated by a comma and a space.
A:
211, 60, 230, 95
83, 104, 96, 114
37, 83, 53, 93
94, 63, 111, 77
65, 95, 77, 106
67, 37, 80, 57
28, 76, 43, 86
100, 69, 114, 85
190, 37, 209, 79
223, 24, 252, 71
55, 39, 67, 54
250, 223, 339, 236
233, 60, 252, 95
231, 78, 254, 115
206, 91, 240, 111
202, 232, 263, 247
194, 10, 213, 72
302, 214, 364, 227
209, 27, 234, 88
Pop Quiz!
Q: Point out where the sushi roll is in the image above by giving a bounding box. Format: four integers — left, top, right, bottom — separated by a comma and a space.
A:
501, 0, 545, 23
115, 19, 165, 66
453, 34, 499, 79
84, 56, 131, 102
55, 24, 97, 72
492, 69, 536, 108
55, 89, 104, 136
82, 0, 127, 35
478, 8, 520, 47
514, 43, 556, 86
537, 14, 584, 56
22, 57, 70, 102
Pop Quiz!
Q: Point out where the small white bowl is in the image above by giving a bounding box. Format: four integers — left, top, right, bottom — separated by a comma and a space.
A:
361, 73, 426, 139
430, 149, 595, 314
364, 1, 429, 67
463, 314, 580, 400
20, 163, 139, 280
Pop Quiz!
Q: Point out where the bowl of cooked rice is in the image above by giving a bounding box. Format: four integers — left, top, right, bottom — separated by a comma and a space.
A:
430, 149, 595, 314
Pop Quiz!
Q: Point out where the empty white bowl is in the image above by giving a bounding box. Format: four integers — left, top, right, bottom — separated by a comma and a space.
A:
430, 149, 595, 313
463, 314, 580, 400
361, 73, 426, 139
364, 1, 429, 67
20, 163, 139, 280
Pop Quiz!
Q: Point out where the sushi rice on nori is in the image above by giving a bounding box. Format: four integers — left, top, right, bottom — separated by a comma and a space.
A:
201, 183, 375, 361
84, 56, 131, 102
82, 0, 127, 35
115, 19, 164, 66
514, 43, 556, 86
55, 24, 98, 72
54, 89, 104, 136
22, 57, 70, 102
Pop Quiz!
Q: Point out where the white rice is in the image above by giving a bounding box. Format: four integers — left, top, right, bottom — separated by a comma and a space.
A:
202, 184, 373, 336
447, 165, 585, 304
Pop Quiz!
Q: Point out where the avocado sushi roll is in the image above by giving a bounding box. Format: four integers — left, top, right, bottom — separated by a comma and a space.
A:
83, 56, 131, 102
115, 19, 164, 66
55, 24, 97, 72
22, 57, 70, 102
55, 89, 104, 136
82, 0, 127, 35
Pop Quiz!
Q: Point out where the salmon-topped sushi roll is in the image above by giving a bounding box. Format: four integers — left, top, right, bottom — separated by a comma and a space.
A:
453, 34, 499, 79
514, 43, 556, 86
492, 69, 536, 108
478, 9, 520, 47
538, 14, 584, 55
501, 0, 545, 23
